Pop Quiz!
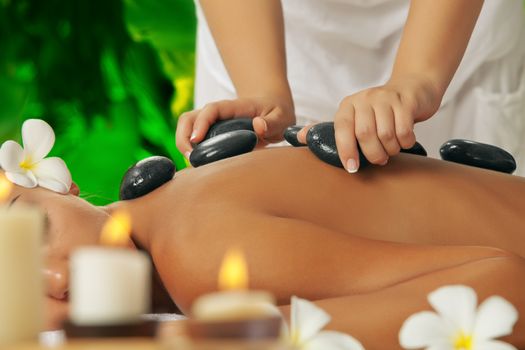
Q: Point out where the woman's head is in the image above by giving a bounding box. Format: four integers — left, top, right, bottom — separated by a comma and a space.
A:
2, 172, 128, 328
0, 119, 147, 327
14, 173, 170, 330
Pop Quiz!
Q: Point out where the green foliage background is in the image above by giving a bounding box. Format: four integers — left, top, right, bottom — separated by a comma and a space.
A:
0, 0, 196, 205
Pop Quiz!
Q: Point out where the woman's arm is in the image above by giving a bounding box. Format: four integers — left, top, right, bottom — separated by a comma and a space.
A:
279, 256, 525, 349
392, 0, 485, 99
134, 195, 522, 348
144, 202, 511, 312
199, 0, 289, 102
176, 0, 294, 155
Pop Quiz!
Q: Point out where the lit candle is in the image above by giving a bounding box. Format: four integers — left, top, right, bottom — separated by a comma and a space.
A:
0, 174, 45, 346
185, 248, 282, 344
69, 210, 151, 326
192, 248, 276, 321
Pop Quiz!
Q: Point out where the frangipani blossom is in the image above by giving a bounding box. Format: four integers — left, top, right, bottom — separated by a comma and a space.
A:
286, 296, 365, 350
0, 119, 72, 194
399, 285, 518, 350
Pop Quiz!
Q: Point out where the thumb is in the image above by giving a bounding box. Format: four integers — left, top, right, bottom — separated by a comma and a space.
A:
253, 109, 295, 143
296, 124, 316, 144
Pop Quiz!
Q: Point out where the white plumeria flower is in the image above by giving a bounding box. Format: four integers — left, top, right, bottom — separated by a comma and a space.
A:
399, 285, 518, 350
285, 296, 365, 350
0, 119, 72, 194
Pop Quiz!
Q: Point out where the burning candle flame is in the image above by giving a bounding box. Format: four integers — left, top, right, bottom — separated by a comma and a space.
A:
99, 210, 132, 246
0, 173, 13, 202
218, 248, 249, 291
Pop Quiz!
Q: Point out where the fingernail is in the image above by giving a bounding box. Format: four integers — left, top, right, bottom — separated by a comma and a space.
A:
381, 159, 388, 166
185, 151, 192, 159
190, 132, 197, 142
346, 159, 358, 173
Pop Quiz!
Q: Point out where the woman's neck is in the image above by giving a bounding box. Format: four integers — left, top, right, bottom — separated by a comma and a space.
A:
104, 198, 155, 251
105, 167, 192, 252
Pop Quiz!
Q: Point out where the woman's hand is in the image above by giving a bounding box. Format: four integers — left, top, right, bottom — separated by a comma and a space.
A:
189, 0, 293, 156
176, 96, 295, 157
297, 0, 484, 173
299, 76, 442, 172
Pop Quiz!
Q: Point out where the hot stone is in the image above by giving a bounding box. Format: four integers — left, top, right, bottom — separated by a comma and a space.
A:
190, 130, 258, 167
306, 122, 427, 169
284, 126, 306, 147
440, 139, 516, 174
306, 122, 368, 168
401, 142, 427, 157
203, 118, 254, 141
119, 156, 175, 200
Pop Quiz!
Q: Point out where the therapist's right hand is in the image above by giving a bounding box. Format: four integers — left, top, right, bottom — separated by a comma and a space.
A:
176, 96, 295, 158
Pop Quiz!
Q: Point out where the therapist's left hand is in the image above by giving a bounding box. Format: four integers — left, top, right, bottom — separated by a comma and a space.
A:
298, 76, 442, 172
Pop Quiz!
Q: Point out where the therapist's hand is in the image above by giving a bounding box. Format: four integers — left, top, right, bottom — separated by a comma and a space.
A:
176, 96, 295, 158
299, 76, 441, 172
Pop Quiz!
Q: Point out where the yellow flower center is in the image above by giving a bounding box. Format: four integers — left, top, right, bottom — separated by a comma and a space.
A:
290, 330, 303, 346
454, 332, 473, 350
19, 157, 34, 171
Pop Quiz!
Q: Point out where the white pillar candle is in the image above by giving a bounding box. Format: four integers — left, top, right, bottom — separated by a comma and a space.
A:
0, 206, 44, 346
70, 247, 151, 326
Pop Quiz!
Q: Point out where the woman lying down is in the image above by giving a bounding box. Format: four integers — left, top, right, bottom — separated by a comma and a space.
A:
1, 121, 525, 349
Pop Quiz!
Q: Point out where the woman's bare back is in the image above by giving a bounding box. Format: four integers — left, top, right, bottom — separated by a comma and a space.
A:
117, 147, 525, 348
160, 147, 525, 251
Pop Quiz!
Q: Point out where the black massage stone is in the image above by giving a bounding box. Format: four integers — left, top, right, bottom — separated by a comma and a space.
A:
306, 122, 368, 168
401, 141, 427, 157
190, 130, 258, 167
284, 126, 306, 147
306, 122, 427, 169
440, 139, 516, 174
203, 118, 254, 141
119, 156, 175, 200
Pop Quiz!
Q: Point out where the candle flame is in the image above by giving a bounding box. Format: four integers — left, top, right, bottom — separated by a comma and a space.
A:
218, 248, 249, 291
0, 173, 13, 202
99, 210, 132, 246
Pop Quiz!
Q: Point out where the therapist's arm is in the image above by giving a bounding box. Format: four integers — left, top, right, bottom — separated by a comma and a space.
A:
176, 0, 294, 156
391, 0, 484, 97
306, 0, 484, 173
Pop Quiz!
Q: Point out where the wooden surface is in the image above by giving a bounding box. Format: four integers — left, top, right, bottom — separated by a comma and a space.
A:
3, 339, 161, 350
1, 321, 291, 349
5, 338, 289, 350
1, 321, 187, 350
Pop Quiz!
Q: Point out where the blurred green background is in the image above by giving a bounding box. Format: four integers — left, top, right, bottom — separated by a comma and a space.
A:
0, 0, 196, 205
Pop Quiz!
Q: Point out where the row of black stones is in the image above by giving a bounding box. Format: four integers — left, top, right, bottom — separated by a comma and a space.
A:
296, 122, 515, 173
119, 119, 259, 200
119, 118, 517, 200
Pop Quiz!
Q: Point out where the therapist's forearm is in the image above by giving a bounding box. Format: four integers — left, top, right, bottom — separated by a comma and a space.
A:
391, 0, 484, 102
199, 0, 292, 102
